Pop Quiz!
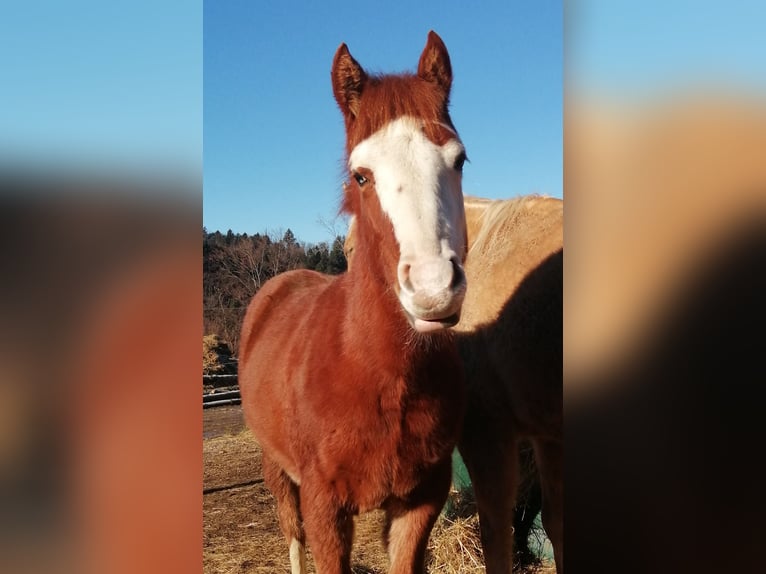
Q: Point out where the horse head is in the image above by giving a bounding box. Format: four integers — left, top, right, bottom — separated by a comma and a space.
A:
332, 31, 468, 333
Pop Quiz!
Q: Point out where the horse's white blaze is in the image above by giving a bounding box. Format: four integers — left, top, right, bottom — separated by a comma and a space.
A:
289, 538, 306, 574
349, 116, 467, 326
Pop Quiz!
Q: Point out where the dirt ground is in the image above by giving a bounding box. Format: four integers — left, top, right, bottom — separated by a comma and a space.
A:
203, 404, 555, 573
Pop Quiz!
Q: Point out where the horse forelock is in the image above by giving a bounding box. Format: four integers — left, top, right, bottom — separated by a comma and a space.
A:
345, 74, 455, 155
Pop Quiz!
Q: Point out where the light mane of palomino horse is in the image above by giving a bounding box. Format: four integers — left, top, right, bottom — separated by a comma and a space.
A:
239, 32, 469, 574
346, 194, 563, 573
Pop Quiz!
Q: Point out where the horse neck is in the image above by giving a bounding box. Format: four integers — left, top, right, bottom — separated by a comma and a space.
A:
344, 230, 405, 333
342, 228, 453, 376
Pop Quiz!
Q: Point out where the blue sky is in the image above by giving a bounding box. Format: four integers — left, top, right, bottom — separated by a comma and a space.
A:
204, 1, 563, 244
2, 0, 762, 237
570, 1, 766, 97
0, 1, 202, 176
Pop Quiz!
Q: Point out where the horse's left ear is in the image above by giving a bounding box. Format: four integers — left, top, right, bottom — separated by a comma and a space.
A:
417, 31, 452, 99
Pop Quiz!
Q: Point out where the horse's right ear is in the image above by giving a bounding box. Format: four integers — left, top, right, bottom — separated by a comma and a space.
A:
332, 43, 367, 119
417, 31, 452, 100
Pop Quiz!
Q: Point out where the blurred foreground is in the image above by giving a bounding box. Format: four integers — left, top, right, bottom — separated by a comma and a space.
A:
565, 93, 766, 572
0, 173, 201, 574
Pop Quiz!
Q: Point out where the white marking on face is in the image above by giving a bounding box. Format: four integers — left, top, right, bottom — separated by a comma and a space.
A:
289, 538, 307, 574
349, 116, 467, 327
350, 116, 465, 262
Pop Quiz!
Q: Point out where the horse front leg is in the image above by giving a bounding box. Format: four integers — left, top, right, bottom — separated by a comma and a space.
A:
299, 479, 354, 574
384, 459, 452, 574
262, 454, 307, 574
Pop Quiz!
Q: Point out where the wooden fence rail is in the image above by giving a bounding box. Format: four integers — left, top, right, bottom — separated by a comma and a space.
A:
203, 374, 240, 408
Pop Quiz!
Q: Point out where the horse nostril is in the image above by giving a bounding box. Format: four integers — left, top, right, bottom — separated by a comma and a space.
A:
450, 257, 465, 290
398, 262, 414, 292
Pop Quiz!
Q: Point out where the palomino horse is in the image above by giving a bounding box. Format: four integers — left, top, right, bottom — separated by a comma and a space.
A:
456, 195, 562, 573
346, 194, 563, 573
239, 32, 469, 574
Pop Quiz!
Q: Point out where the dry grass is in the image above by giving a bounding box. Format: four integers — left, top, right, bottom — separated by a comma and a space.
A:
428, 515, 556, 573
426, 488, 556, 574
427, 513, 485, 573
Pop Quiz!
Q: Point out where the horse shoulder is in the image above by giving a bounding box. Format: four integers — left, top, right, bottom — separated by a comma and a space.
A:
239, 269, 336, 413
239, 270, 333, 359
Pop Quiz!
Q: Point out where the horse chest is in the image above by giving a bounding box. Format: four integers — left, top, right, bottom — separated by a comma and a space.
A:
308, 374, 462, 510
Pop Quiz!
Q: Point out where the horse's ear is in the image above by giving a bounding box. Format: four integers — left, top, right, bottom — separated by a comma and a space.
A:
417, 31, 452, 99
332, 43, 367, 119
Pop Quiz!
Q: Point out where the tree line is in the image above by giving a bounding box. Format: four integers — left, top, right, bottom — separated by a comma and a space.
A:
203, 227, 347, 353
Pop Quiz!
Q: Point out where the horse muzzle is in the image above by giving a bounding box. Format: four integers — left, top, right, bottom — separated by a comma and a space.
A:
397, 256, 466, 333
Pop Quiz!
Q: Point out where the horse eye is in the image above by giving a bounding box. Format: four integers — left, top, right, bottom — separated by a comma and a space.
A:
353, 172, 368, 186
454, 152, 467, 172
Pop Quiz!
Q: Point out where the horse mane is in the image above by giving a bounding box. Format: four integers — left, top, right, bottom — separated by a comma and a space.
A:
465, 194, 561, 263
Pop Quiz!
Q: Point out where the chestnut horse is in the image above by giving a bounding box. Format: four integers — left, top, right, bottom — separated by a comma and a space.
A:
347, 194, 563, 572
239, 32, 469, 574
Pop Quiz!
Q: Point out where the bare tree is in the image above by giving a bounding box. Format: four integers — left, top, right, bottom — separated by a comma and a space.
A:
317, 213, 350, 243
